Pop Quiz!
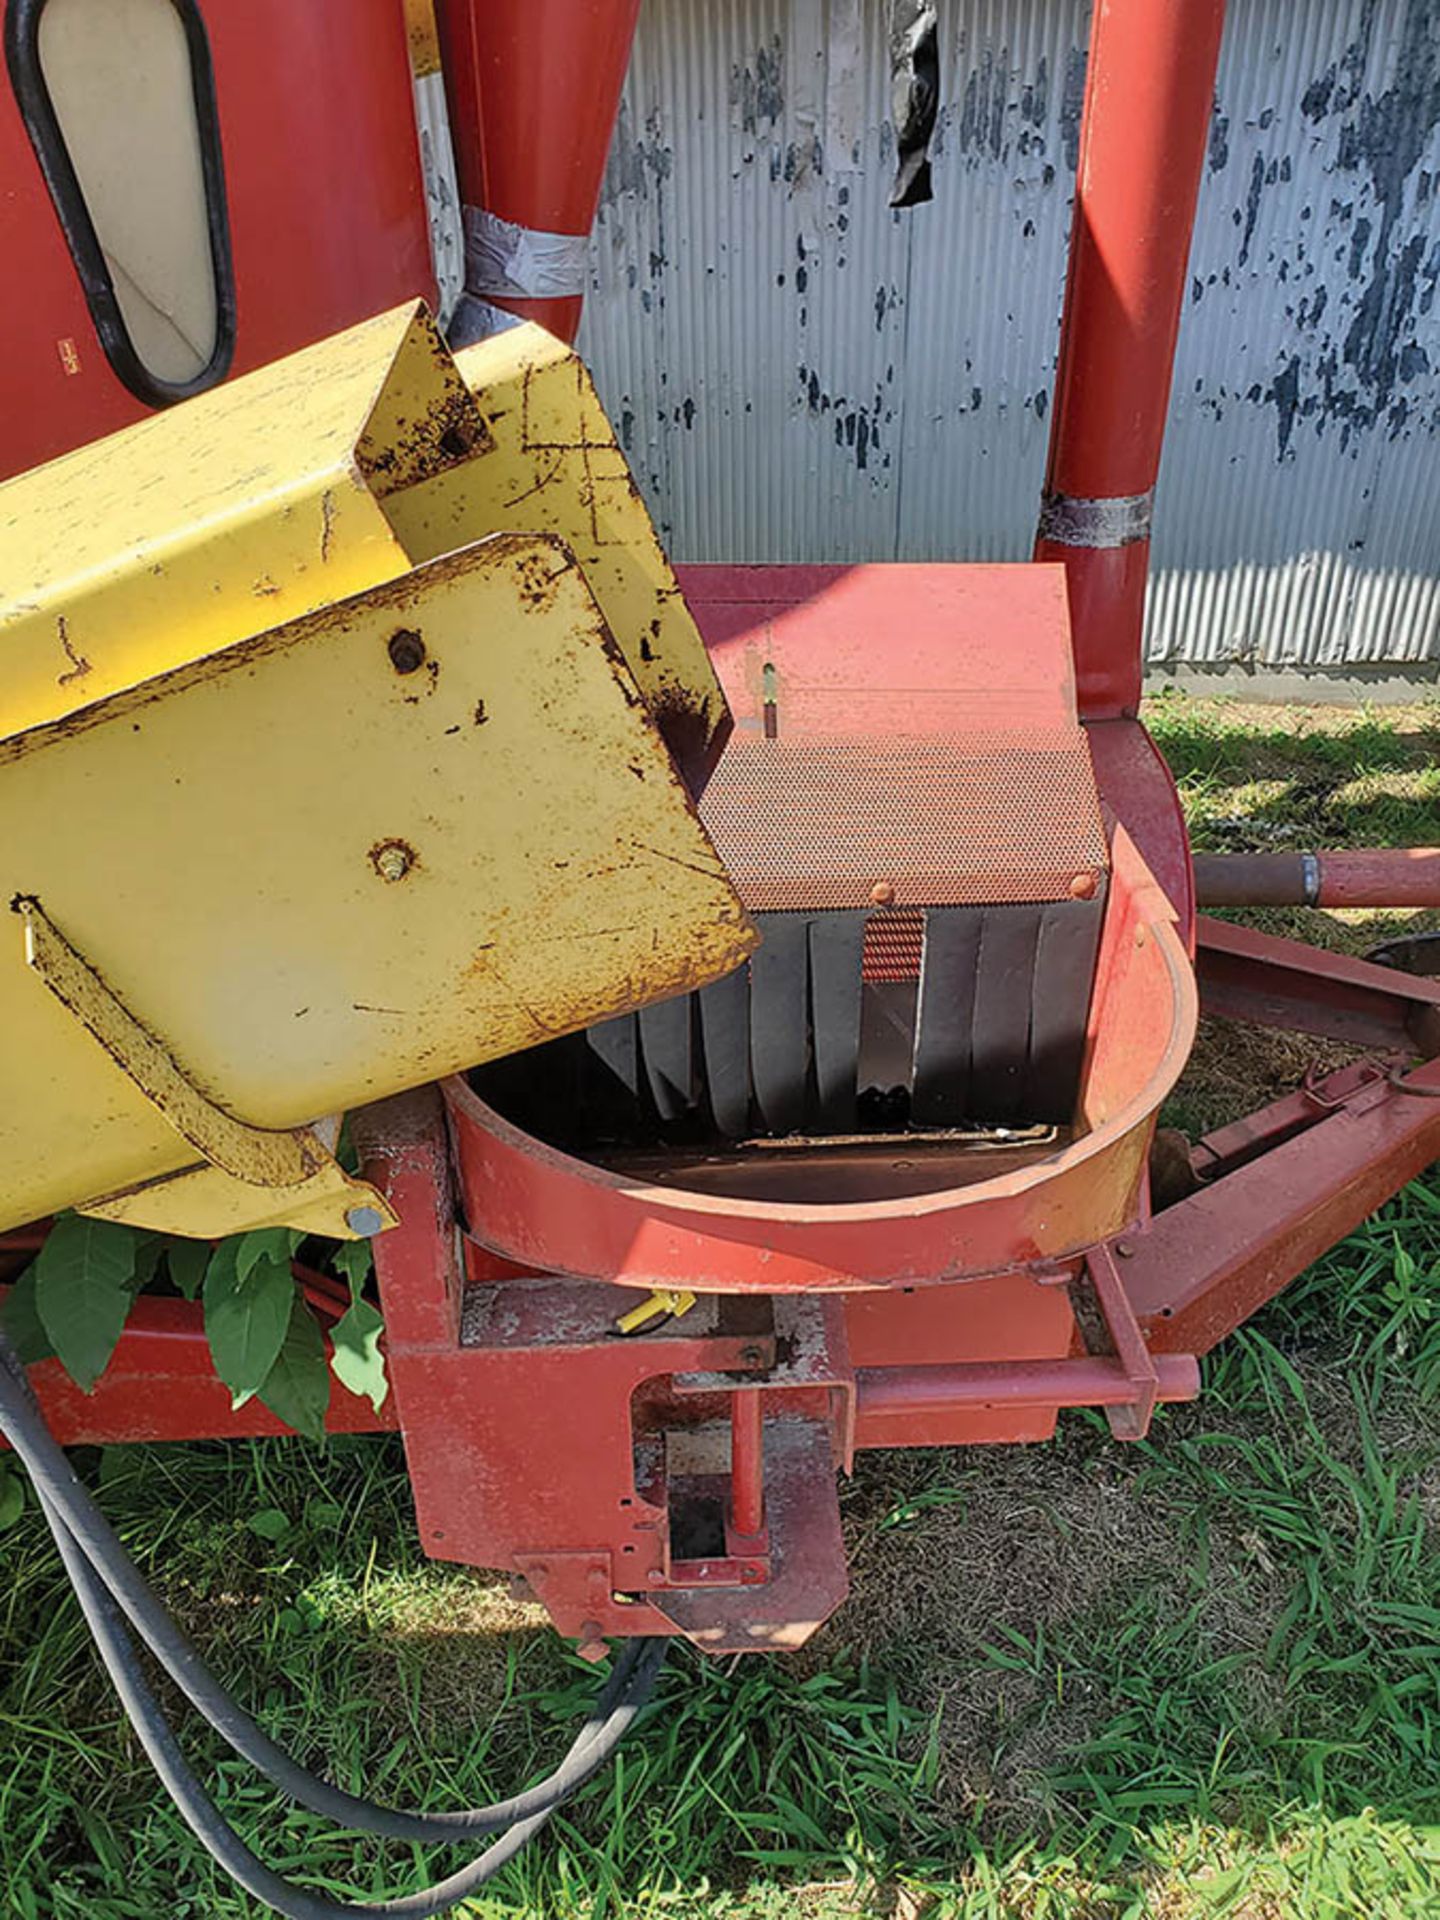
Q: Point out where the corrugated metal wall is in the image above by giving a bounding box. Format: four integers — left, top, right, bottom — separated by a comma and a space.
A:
578, 0, 1440, 672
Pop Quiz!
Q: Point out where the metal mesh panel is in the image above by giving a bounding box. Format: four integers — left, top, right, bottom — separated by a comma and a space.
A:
862, 908, 924, 982
699, 730, 1106, 912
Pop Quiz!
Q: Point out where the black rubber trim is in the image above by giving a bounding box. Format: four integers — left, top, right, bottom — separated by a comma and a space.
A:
5, 0, 236, 407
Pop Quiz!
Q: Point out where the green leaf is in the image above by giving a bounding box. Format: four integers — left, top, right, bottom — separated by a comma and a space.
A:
33, 1213, 138, 1393
1, 1264, 55, 1366
257, 1294, 330, 1442
329, 1298, 388, 1413
0, 1469, 24, 1531
163, 1238, 210, 1302
233, 1228, 302, 1285
330, 1239, 374, 1304
304, 1499, 345, 1535
204, 1245, 294, 1408
129, 1233, 166, 1292
246, 1507, 292, 1542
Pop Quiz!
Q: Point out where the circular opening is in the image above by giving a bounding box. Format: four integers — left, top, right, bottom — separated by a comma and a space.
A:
470, 1027, 1074, 1208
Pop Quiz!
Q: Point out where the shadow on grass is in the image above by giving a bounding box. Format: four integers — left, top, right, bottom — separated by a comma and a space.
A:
1145, 694, 1440, 859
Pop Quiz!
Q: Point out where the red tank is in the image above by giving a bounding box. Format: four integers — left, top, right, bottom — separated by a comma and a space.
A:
0, 0, 435, 480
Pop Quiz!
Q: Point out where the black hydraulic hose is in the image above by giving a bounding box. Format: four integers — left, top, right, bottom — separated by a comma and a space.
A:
0, 1332, 669, 1916
41, 1486, 573, 1918
0, 1330, 664, 1841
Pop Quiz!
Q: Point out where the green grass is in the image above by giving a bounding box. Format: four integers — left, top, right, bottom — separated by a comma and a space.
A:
1150, 692, 1440, 1138
3, 696, 1440, 1919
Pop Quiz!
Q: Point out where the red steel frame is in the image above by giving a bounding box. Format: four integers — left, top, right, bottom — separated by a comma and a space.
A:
7, 0, 1440, 1654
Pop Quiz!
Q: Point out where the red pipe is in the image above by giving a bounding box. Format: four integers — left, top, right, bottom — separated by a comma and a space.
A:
1036, 0, 1228, 719
435, 0, 641, 344
855, 1354, 1200, 1420
1193, 849, 1440, 910
729, 1390, 765, 1540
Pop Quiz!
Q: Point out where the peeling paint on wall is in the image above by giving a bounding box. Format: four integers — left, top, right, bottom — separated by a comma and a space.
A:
581, 0, 1440, 670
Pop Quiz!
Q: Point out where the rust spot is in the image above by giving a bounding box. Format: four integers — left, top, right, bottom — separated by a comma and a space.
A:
253, 574, 281, 597
355, 325, 493, 497
388, 628, 426, 674
56, 614, 91, 687
649, 682, 728, 795
513, 547, 574, 610
500, 450, 566, 511
319, 489, 337, 564
369, 838, 419, 883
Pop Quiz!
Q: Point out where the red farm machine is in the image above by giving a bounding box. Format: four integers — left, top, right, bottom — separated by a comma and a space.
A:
2, 0, 1439, 1912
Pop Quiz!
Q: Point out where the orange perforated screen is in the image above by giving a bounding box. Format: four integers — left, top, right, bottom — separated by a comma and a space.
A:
699, 729, 1107, 914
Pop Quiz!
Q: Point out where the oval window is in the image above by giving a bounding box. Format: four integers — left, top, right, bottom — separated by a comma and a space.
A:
5, 0, 234, 404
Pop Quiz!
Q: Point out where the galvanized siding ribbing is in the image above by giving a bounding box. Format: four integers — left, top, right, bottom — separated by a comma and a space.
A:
580, 0, 1440, 670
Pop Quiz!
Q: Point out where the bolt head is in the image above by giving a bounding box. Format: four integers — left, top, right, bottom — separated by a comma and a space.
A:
344, 1205, 386, 1237
870, 880, 897, 907
373, 842, 413, 882
575, 1622, 608, 1663
1069, 871, 1098, 900
387, 628, 426, 674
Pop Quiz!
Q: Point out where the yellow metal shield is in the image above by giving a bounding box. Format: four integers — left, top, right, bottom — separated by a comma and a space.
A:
0, 307, 752, 1238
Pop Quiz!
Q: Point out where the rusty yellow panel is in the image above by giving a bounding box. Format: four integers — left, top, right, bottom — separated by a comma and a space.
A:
393, 325, 732, 788
0, 305, 747, 1238
0, 303, 727, 785
20, 900, 393, 1240
81, 1160, 394, 1243
0, 534, 754, 1236
0, 302, 487, 743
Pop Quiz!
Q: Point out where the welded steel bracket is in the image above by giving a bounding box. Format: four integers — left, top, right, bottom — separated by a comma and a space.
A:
1085, 1243, 1159, 1441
